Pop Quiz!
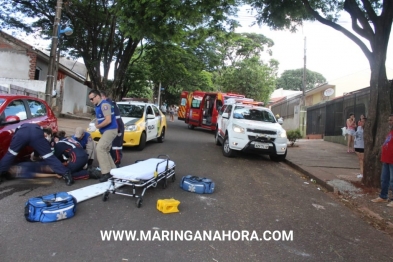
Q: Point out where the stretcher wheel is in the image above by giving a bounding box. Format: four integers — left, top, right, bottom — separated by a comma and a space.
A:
136, 198, 143, 208
171, 174, 176, 182
162, 179, 167, 189
102, 191, 109, 202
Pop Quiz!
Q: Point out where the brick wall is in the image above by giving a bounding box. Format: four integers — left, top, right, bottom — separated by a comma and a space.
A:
27, 51, 37, 80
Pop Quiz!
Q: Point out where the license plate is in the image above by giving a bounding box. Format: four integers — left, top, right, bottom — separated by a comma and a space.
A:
254, 143, 269, 149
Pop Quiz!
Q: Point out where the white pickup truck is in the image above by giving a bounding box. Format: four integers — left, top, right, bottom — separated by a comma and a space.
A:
215, 101, 288, 161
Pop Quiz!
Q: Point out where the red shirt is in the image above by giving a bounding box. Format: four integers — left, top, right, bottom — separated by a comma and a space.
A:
381, 130, 393, 164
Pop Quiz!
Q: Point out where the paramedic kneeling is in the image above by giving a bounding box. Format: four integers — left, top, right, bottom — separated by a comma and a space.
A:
89, 90, 118, 182
54, 137, 89, 180
0, 123, 73, 185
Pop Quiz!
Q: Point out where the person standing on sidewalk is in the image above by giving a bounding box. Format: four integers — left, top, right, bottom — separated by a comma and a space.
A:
371, 114, 393, 207
89, 90, 118, 182
346, 113, 356, 153
100, 91, 124, 168
354, 117, 366, 178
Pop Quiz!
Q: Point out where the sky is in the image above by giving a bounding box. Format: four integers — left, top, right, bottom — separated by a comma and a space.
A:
234, 7, 393, 82
5, 6, 393, 83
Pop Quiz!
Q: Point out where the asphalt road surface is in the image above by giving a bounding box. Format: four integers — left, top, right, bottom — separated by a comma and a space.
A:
1, 119, 392, 261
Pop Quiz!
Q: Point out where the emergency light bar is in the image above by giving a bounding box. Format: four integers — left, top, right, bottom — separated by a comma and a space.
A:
224, 97, 264, 106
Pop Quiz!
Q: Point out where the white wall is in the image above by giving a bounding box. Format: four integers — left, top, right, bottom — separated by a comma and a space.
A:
0, 78, 46, 93
330, 68, 393, 97
61, 77, 89, 114
0, 52, 30, 79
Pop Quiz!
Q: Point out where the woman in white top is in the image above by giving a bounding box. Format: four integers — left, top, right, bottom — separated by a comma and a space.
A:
354, 117, 366, 177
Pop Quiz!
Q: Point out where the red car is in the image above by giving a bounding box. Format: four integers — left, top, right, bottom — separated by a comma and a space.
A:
0, 94, 58, 160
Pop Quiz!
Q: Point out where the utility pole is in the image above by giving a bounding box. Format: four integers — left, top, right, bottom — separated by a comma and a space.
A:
302, 36, 307, 104
45, 0, 63, 105
157, 82, 161, 106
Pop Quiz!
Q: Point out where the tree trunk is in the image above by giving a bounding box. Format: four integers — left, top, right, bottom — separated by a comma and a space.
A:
362, 61, 391, 187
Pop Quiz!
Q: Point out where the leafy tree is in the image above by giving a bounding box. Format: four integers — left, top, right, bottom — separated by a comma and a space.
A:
277, 68, 327, 91
207, 32, 275, 90
0, 0, 239, 100
221, 57, 276, 103
244, 0, 393, 187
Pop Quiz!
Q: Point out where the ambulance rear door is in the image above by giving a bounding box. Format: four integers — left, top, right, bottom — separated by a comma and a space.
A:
187, 94, 204, 128
178, 91, 188, 120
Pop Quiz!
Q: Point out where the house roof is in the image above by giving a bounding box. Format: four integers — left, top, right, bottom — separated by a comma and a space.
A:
0, 30, 86, 84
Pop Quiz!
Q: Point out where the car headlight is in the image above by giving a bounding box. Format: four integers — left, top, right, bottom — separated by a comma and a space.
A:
125, 124, 137, 132
232, 124, 245, 133
278, 129, 287, 138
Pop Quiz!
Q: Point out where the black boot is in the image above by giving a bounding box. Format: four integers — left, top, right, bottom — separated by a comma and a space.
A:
88, 168, 102, 179
99, 173, 113, 183
64, 171, 74, 186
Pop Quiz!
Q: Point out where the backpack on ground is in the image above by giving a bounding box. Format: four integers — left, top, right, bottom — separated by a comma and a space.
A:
180, 175, 215, 194
24, 192, 77, 223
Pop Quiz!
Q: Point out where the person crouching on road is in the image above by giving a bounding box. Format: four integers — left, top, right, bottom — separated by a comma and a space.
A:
73, 127, 96, 169
88, 89, 118, 182
100, 90, 124, 168
0, 123, 73, 185
53, 135, 90, 180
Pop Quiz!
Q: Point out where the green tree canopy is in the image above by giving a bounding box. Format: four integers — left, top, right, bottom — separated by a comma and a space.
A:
221, 57, 276, 103
277, 68, 326, 91
0, 0, 239, 99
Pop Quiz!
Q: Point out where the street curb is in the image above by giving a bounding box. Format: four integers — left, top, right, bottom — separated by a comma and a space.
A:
59, 113, 91, 121
284, 159, 335, 193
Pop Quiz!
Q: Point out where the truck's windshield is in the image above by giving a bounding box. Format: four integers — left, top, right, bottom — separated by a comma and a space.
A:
233, 106, 276, 123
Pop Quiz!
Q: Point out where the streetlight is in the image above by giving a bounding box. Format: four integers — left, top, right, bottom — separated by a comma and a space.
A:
45, 0, 73, 105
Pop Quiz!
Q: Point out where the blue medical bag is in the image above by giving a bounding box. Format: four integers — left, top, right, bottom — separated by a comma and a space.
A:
25, 192, 77, 223
180, 175, 215, 194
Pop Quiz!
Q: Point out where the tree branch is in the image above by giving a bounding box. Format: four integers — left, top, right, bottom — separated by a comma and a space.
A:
360, 0, 378, 22
301, 0, 373, 63
344, 0, 374, 42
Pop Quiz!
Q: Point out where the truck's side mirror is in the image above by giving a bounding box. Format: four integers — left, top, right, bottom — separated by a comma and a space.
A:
222, 112, 229, 119
278, 118, 283, 125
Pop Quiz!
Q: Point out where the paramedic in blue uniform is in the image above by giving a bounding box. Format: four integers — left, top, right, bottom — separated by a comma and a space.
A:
89, 89, 118, 182
0, 123, 73, 185
100, 90, 124, 168
54, 137, 89, 180
73, 127, 95, 168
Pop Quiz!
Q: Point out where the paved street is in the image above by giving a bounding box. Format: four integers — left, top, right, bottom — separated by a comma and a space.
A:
0, 118, 393, 261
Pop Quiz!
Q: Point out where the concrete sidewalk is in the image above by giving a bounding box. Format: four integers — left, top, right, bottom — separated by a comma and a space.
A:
285, 139, 361, 193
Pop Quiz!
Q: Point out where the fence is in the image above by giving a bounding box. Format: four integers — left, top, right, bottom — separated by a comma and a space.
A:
307, 87, 370, 136
271, 95, 302, 119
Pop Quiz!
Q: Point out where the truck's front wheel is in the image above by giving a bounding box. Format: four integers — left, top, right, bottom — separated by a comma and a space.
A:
215, 128, 221, 146
222, 135, 235, 157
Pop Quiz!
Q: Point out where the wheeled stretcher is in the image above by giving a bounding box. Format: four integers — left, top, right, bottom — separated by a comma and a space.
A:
102, 155, 176, 208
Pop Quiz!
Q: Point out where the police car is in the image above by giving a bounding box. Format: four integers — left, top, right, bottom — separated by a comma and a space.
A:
215, 98, 288, 161
88, 101, 167, 150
